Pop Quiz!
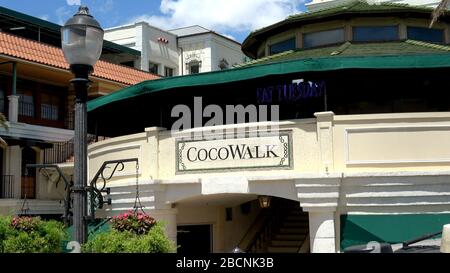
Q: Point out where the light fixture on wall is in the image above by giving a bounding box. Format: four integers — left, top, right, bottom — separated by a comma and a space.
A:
258, 196, 272, 209
157, 37, 169, 44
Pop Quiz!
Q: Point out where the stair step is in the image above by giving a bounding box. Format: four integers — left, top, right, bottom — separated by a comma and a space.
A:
283, 222, 309, 227
267, 246, 300, 253
270, 240, 303, 247
286, 215, 308, 220
279, 228, 308, 234
275, 234, 307, 240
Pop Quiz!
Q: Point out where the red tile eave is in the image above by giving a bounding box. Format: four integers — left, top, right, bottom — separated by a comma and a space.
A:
0, 31, 159, 85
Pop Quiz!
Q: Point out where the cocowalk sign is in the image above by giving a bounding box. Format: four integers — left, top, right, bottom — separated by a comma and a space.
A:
176, 133, 292, 173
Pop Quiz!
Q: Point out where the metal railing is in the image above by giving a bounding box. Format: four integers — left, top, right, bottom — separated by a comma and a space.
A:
43, 139, 74, 164
246, 199, 285, 253
0, 96, 5, 114
41, 104, 59, 121
43, 134, 109, 164
19, 101, 34, 117
0, 175, 14, 199
65, 110, 74, 130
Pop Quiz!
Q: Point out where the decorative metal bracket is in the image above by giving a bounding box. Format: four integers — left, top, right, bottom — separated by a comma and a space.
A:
87, 158, 138, 221
27, 158, 138, 224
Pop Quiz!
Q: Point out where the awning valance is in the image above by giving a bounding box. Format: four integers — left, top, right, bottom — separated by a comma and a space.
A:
87, 53, 450, 113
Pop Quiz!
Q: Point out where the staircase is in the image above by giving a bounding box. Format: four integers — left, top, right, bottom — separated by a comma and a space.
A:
242, 199, 310, 253
266, 208, 309, 253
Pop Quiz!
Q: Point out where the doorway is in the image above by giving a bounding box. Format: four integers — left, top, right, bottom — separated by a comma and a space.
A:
177, 224, 212, 254
21, 147, 36, 199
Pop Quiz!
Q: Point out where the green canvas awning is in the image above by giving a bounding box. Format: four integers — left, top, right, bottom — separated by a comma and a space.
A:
340, 214, 450, 250
87, 52, 450, 113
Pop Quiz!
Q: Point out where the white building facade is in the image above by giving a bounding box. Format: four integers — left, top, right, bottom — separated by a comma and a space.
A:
104, 24, 246, 76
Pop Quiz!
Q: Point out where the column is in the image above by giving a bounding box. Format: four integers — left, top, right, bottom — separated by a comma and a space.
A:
151, 206, 178, 248
144, 127, 165, 180
308, 210, 337, 253
314, 111, 335, 173
7, 95, 20, 123
296, 175, 341, 253
6, 145, 22, 199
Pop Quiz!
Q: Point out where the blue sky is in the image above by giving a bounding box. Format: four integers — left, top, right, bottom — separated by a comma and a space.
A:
0, 0, 309, 42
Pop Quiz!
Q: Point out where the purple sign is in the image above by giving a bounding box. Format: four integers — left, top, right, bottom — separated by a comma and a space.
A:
257, 80, 326, 104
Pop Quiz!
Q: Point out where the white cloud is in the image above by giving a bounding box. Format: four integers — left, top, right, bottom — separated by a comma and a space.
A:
128, 0, 304, 34
98, 0, 114, 13
56, 6, 73, 25
66, 0, 81, 5
39, 14, 49, 21
221, 33, 236, 41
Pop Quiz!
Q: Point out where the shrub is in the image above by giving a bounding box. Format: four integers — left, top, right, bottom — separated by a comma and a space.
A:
0, 216, 67, 253
111, 210, 156, 235
82, 222, 176, 253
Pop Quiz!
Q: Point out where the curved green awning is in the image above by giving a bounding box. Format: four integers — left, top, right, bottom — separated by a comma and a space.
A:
340, 214, 450, 250
88, 53, 450, 112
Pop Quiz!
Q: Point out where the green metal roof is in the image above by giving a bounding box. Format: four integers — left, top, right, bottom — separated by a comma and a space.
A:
242, 0, 450, 58
235, 40, 450, 68
87, 40, 450, 113
0, 6, 141, 57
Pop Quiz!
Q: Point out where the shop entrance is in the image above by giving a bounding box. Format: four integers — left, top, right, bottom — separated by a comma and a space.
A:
177, 224, 212, 254
173, 193, 310, 253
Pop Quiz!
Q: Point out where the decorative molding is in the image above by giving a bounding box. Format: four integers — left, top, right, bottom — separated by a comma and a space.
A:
344, 125, 450, 165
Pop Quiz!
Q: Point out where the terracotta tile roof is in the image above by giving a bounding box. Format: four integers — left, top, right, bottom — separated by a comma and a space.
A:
0, 31, 158, 85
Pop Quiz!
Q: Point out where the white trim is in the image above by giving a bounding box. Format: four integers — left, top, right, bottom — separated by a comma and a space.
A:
0, 122, 73, 142
344, 125, 450, 165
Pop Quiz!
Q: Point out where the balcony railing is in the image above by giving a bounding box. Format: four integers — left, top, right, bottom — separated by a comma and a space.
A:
65, 110, 74, 130
43, 134, 109, 164
44, 139, 74, 164
41, 104, 59, 121
0, 96, 5, 114
0, 175, 14, 199
19, 101, 34, 117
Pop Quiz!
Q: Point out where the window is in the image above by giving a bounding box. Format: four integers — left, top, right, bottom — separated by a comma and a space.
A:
188, 60, 201, 74
0, 89, 4, 114
303, 28, 345, 48
218, 59, 229, 70
18, 90, 34, 117
164, 67, 174, 77
40, 93, 60, 121
407, 26, 444, 43
120, 61, 135, 68
269, 37, 296, 55
149, 62, 159, 74
353, 26, 399, 42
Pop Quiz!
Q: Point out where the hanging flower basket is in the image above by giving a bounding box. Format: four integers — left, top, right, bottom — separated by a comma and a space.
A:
110, 210, 156, 235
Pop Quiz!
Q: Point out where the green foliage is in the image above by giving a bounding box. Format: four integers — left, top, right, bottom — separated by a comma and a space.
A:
82, 222, 176, 253
0, 215, 67, 253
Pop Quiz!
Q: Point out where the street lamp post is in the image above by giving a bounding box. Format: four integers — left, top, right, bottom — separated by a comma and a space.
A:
61, 6, 104, 245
